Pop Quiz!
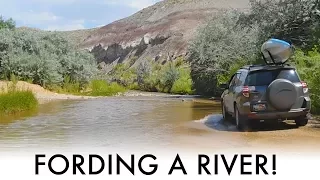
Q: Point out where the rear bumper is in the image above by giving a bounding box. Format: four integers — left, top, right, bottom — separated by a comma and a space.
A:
239, 98, 311, 120
244, 108, 310, 120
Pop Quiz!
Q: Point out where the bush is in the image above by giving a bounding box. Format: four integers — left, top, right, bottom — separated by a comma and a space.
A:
0, 90, 38, 115
108, 63, 137, 87
49, 76, 82, 94
0, 16, 15, 30
0, 28, 98, 88
189, 10, 259, 96
109, 59, 194, 95
217, 59, 248, 85
293, 48, 320, 114
136, 61, 160, 92
158, 62, 180, 93
241, 0, 320, 51
87, 80, 126, 96
171, 66, 194, 95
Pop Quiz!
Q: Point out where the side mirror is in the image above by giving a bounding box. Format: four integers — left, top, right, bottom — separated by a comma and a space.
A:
219, 83, 228, 89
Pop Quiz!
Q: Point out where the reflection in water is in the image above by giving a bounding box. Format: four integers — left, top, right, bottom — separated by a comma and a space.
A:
0, 97, 221, 151
0, 109, 39, 125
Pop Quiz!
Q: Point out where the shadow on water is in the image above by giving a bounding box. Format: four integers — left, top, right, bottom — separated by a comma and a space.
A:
202, 114, 300, 132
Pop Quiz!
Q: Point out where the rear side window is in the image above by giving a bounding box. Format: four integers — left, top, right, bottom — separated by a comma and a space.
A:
245, 69, 300, 86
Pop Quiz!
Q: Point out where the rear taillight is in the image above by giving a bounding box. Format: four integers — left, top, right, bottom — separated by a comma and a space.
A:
301, 81, 308, 93
242, 86, 250, 98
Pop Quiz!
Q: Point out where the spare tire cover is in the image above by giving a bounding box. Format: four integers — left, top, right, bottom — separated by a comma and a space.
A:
267, 79, 297, 111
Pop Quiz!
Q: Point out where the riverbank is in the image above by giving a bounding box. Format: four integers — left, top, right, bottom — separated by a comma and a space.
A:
0, 81, 206, 105
0, 81, 96, 104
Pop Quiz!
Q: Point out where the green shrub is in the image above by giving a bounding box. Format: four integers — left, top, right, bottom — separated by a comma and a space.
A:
136, 61, 159, 91
0, 16, 15, 30
49, 76, 82, 94
0, 28, 98, 87
171, 66, 194, 95
0, 90, 38, 115
217, 59, 248, 85
241, 0, 320, 51
158, 62, 180, 93
293, 48, 320, 114
88, 80, 126, 96
127, 82, 139, 90
189, 10, 259, 96
109, 63, 137, 87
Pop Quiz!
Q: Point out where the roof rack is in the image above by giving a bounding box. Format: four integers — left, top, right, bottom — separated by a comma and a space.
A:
240, 63, 292, 71
261, 49, 292, 66
240, 64, 264, 70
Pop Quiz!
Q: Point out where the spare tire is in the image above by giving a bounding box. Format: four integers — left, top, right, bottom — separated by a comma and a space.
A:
267, 79, 298, 111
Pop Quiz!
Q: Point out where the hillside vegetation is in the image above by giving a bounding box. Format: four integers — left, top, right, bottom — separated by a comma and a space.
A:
189, 0, 320, 113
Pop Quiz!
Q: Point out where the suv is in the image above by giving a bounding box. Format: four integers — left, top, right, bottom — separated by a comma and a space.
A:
220, 64, 311, 130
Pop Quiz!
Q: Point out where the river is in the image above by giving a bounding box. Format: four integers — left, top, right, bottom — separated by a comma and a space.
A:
0, 96, 320, 153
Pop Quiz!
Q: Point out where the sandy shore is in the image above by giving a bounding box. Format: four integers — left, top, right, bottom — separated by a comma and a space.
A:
0, 81, 202, 104
0, 81, 96, 104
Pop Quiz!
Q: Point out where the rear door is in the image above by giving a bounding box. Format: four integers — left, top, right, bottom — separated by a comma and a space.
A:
244, 68, 301, 111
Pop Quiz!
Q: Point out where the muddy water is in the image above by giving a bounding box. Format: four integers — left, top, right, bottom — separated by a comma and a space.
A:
0, 96, 319, 153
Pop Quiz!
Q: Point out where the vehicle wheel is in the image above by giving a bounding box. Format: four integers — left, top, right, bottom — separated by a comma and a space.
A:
222, 102, 232, 121
235, 106, 249, 131
295, 117, 309, 127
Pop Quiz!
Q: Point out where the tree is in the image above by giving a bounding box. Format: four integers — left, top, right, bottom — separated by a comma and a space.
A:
240, 0, 320, 50
0, 28, 97, 87
188, 10, 259, 96
0, 16, 15, 30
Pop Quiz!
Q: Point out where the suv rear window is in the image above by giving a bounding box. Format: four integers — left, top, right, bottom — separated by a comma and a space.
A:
245, 69, 300, 86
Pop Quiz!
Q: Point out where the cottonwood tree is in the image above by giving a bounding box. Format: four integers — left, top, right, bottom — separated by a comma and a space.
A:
189, 10, 259, 96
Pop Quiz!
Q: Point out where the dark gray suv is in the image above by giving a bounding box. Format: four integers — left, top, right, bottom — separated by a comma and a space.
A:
220, 64, 311, 130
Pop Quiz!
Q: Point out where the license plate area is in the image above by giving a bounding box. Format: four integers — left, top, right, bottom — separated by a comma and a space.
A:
252, 103, 267, 112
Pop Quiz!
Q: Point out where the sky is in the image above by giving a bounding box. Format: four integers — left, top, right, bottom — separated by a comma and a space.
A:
0, 0, 160, 31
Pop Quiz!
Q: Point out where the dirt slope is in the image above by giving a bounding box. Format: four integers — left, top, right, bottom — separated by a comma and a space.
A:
78, 0, 250, 68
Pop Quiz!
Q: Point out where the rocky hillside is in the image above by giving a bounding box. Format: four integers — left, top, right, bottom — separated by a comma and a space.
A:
78, 0, 251, 68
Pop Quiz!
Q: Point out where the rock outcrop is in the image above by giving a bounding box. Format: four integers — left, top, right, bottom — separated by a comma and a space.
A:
78, 0, 251, 67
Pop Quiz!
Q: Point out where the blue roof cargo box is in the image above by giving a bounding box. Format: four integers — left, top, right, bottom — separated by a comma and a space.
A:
261, 38, 294, 65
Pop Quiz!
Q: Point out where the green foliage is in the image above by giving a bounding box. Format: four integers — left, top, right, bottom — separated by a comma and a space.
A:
158, 62, 180, 93
171, 66, 194, 95
136, 61, 159, 92
0, 28, 98, 88
87, 80, 126, 96
0, 87, 38, 115
293, 48, 320, 114
242, 0, 320, 50
109, 58, 194, 95
49, 76, 82, 94
139, 60, 193, 94
109, 63, 137, 87
189, 10, 259, 96
0, 16, 15, 30
217, 59, 248, 85
189, 0, 320, 100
